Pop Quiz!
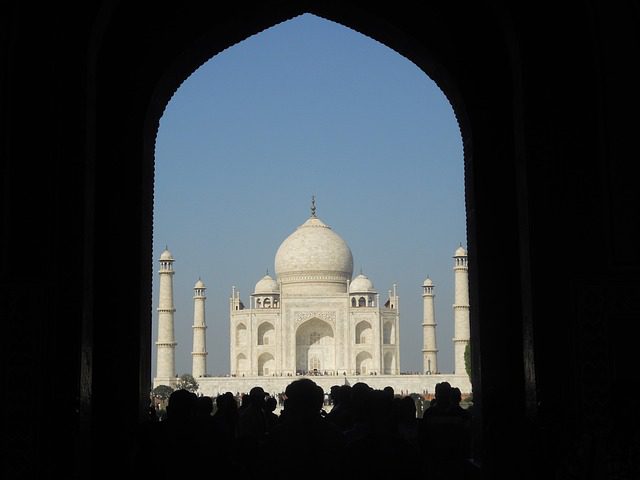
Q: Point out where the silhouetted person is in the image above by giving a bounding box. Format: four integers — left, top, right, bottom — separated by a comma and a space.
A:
394, 395, 419, 450
261, 378, 346, 477
343, 381, 373, 444
196, 394, 213, 416
343, 388, 421, 476
134, 389, 199, 479
143, 401, 159, 423
450, 387, 470, 422
326, 384, 339, 408
193, 395, 219, 464
234, 386, 267, 475
425, 381, 452, 414
236, 386, 267, 438
211, 392, 239, 469
238, 392, 250, 413
264, 396, 280, 432
418, 382, 470, 480
383, 385, 395, 400
212, 391, 239, 439
325, 384, 353, 432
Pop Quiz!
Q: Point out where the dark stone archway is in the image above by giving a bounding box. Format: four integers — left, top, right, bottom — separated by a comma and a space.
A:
2, 2, 639, 479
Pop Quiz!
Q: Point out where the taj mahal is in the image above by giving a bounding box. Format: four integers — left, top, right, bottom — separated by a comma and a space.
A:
154, 200, 472, 396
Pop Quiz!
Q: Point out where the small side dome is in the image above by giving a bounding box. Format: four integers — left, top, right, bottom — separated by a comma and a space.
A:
160, 248, 173, 260
350, 274, 375, 293
194, 279, 206, 289
254, 274, 279, 294
423, 277, 433, 286
454, 245, 467, 257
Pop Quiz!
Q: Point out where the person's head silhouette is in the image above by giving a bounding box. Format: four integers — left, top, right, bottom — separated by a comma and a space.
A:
166, 389, 197, 421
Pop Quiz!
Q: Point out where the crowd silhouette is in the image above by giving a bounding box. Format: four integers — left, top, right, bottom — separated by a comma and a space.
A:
133, 380, 472, 479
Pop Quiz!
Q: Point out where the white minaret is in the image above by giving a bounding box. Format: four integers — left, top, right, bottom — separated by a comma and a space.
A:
422, 277, 438, 374
155, 247, 177, 387
453, 245, 470, 375
191, 278, 208, 378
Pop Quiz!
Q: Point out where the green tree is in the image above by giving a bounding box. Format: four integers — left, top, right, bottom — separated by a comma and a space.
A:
151, 384, 174, 401
464, 342, 472, 379
151, 384, 174, 414
177, 373, 199, 393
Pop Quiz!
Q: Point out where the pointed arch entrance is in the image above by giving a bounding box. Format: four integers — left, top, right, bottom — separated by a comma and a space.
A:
295, 318, 335, 374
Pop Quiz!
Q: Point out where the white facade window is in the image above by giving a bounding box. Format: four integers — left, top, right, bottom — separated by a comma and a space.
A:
236, 324, 247, 345
309, 356, 321, 371
383, 322, 393, 344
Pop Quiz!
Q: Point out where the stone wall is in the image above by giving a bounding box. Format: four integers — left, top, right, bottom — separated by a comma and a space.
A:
195, 373, 472, 397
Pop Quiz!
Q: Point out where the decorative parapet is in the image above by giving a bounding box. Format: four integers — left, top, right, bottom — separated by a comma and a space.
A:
279, 270, 351, 283
294, 311, 336, 328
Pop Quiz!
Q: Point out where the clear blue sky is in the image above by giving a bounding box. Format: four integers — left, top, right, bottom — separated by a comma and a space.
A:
152, 13, 466, 377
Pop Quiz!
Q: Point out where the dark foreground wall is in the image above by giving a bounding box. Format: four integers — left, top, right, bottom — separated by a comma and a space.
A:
1, 1, 638, 478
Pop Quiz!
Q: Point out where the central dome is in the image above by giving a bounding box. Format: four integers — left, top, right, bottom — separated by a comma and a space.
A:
274, 216, 353, 293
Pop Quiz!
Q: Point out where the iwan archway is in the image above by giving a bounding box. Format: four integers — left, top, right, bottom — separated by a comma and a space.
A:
152, 12, 469, 385
87, 2, 534, 479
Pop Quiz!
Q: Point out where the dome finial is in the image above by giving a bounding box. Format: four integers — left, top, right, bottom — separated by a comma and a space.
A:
311, 195, 317, 217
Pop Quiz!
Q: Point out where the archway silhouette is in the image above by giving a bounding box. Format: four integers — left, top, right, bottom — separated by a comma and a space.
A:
88, 2, 533, 477
8, 2, 639, 479
151, 13, 466, 381
146, 1, 481, 456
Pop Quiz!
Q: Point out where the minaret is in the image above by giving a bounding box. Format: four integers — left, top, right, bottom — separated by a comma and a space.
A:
155, 247, 177, 387
453, 245, 470, 375
191, 278, 207, 378
422, 277, 438, 374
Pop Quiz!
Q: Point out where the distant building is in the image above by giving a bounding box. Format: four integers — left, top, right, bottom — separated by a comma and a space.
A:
154, 199, 471, 395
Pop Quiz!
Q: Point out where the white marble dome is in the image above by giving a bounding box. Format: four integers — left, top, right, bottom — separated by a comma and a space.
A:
423, 277, 434, 286
274, 216, 353, 293
350, 274, 375, 293
160, 248, 173, 260
254, 274, 278, 294
454, 245, 467, 257
194, 279, 206, 288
